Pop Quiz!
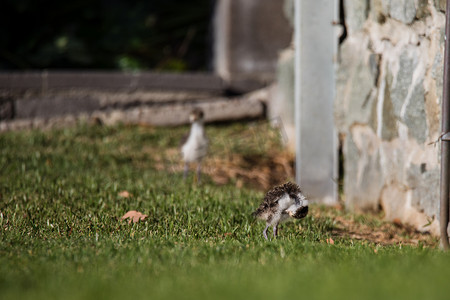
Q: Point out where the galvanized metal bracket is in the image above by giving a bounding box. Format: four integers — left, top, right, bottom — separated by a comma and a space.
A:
428, 132, 450, 145
442, 132, 450, 141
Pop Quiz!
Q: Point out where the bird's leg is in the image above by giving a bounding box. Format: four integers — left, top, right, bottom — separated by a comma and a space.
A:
183, 163, 189, 180
196, 162, 202, 184
263, 224, 270, 240
273, 224, 278, 238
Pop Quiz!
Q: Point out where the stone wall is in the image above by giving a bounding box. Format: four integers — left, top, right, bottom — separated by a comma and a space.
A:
336, 0, 447, 235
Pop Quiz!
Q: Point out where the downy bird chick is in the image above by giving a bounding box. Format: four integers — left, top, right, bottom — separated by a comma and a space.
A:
181, 108, 208, 183
253, 182, 308, 240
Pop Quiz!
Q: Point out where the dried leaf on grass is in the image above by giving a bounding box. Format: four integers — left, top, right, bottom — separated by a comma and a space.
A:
121, 210, 148, 224
392, 218, 402, 227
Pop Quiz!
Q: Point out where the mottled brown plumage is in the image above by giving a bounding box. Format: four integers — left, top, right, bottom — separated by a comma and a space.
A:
253, 181, 309, 240
253, 182, 302, 218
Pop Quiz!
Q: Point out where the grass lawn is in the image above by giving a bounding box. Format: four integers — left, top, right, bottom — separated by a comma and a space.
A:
1, 121, 450, 300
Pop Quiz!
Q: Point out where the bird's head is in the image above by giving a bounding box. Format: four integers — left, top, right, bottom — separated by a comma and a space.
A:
287, 193, 309, 219
289, 206, 308, 219
189, 108, 204, 123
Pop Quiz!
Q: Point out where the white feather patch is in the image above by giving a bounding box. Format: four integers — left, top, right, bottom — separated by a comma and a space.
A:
181, 122, 208, 162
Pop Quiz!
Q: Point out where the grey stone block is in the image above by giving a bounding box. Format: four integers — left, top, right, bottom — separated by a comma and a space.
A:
434, 0, 446, 12
389, 0, 416, 24
410, 166, 440, 219
379, 85, 398, 141
432, 28, 445, 102
344, 126, 384, 211
403, 83, 427, 143
388, 50, 416, 117
386, 46, 427, 143
344, 0, 369, 34
335, 35, 377, 132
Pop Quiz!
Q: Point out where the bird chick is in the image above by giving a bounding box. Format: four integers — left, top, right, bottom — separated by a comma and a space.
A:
253, 182, 309, 240
181, 108, 208, 183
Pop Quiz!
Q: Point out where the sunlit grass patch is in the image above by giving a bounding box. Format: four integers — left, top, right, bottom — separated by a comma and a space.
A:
0, 122, 445, 300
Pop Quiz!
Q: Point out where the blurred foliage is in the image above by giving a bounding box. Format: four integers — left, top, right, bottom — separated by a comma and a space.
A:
0, 0, 214, 71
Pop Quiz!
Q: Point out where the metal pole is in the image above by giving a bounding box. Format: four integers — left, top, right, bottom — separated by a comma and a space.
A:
440, 0, 450, 250
294, 0, 302, 186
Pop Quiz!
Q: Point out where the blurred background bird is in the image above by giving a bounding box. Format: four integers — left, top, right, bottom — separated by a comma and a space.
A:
181, 108, 209, 183
253, 182, 309, 240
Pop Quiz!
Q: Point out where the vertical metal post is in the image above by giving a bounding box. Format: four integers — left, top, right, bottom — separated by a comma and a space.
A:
440, 0, 450, 250
294, 0, 302, 186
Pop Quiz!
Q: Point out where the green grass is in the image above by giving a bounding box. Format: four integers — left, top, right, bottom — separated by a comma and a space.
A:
1, 122, 450, 300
